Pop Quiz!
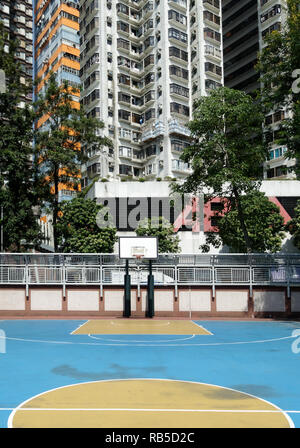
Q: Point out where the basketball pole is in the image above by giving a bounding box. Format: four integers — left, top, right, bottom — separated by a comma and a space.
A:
123, 259, 131, 318
147, 259, 154, 318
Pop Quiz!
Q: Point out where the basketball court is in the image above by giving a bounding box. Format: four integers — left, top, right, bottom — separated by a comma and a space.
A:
0, 318, 300, 428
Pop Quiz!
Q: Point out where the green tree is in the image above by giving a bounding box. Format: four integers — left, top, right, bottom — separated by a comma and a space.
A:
0, 24, 42, 251
34, 72, 112, 251
256, 0, 300, 175
202, 192, 285, 253
285, 200, 300, 250
175, 87, 267, 253
55, 197, 117, 253
136, 217, 181, 253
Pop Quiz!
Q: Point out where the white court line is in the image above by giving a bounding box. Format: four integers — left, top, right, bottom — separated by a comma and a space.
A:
0, 333, 297, 347
88, 334, 196, 343
192, 321, 214, 335
70, 321, 89, 335
7, 378, 294, 428
1, 407, 300, 413
110, 321, 171, 327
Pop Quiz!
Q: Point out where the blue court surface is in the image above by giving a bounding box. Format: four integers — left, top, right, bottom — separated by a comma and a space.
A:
0, 319, 300, 428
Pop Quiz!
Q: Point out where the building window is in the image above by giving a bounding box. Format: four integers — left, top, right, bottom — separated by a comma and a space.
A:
168, 10, 187, 26
170, 83, 189, 98
260, 4, 281, 23
170, 65, 189, 79
119, 146, 132, 157
204, 27, 221, 42
119, 164, 132, 175
117, 3, 129, 15
118, 109, 131, 121
262, 22, 281, 39
144, 108, 155, 121
170, 102, 190, 116
168, 28, 188, 43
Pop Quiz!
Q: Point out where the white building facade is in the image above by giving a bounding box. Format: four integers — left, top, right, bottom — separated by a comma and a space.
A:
79, 0, 223, 186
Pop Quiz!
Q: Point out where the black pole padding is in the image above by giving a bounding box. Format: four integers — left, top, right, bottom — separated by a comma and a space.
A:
147, 259, 154, 318
124, 259, 131, 317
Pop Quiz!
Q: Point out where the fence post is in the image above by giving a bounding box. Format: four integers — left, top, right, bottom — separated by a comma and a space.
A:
212, 255, 215, 300
62, 262, 66, 300
287, 257, 290, 300
25, 264, 29, 299
137, 264, 141, 300
174, 264, 178, 300
100, 256, 103, 300
249, 255, 253, 298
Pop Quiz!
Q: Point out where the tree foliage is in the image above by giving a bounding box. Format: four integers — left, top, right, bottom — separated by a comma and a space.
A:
136, 216, 181, 253
256, 0, 300, 175
0, 24, 42, 251
56, 197, 117, 253
175, 87, 267, 252
286, 200, 300, 251
202, 192, 285, 253
34, 72, 112, 250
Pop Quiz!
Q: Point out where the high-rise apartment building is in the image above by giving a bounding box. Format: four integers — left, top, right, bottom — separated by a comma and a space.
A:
258, 0, 296, 180
79, 0, 223, 187
222, 0, 260, 95
223, 0, 295, 180
0, 0, 34, 103
33, 0, 81, 201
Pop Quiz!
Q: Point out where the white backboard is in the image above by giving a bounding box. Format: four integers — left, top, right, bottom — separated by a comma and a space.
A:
119, 237, 158, 260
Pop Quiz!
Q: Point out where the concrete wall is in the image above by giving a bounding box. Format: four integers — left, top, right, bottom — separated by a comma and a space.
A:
0, 289, 25, 311
0, 286, 298, 318
291, 291, 300, 312
253, 290, 286, 312
30, 289, 62, 311
216, 290, 249, 312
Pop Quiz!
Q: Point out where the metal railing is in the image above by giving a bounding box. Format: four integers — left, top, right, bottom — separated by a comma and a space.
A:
0, 253, 300, 266
0, 254, 299, 290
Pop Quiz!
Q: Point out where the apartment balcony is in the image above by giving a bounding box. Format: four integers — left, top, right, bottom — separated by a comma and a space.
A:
203, 0, 220, 14
168, 18, 188, 33
117, 39, 131, 55
204, 44, 222, 62
127, 10, 142, 26
205, 62, 222, 80
116, 4, 130, 21
142, 2, 154, 21
168, 0, 187, 13
203, 17, 220, 33
260, 0, 280, 13
141, 120, 165, 142
168, 118, 190, 137
172, 159, 191, 173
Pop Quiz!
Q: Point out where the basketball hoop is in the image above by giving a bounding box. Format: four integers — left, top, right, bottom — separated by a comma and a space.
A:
133, 254, 144, 266
118, 236, 158, 261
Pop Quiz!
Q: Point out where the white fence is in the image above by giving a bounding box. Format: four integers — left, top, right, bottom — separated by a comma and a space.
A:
0, 253, 299, 289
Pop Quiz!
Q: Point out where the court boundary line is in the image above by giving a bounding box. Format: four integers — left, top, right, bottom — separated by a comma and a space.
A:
0, 333, 297, 347
192, 321, 214, 335
7, 378, 295, 428
110, 321, 171, 327
70, 321, 89, 335
87, 334, 196, 343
